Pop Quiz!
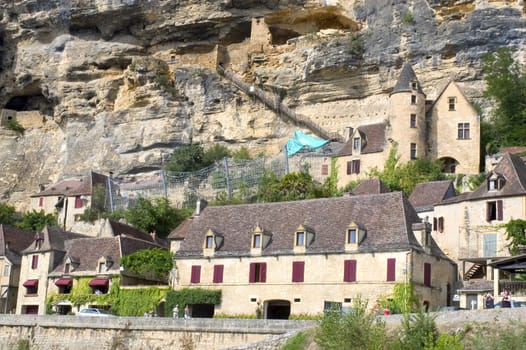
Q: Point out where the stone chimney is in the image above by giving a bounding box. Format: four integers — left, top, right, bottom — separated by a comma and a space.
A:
195, 199, 208, 216
412, 220, 431, 253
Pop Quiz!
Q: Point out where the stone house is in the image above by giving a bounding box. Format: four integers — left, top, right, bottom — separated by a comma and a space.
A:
0, 225, 36, 314
16, 226, 89, 315
47, 234, 166, 315
336, 64, 480, 189
429, 153, 526, 309
168, 193, 457, 318
30, 171, 116, 231
409, 180, 457, 222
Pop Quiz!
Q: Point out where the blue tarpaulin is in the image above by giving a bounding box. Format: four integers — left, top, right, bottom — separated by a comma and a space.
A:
285, 131, 329, 157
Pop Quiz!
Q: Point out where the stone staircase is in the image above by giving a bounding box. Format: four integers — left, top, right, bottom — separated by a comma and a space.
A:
218, 65, 345, 143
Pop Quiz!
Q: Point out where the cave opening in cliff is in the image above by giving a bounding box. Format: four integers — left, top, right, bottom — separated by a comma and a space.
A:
5, 86, 53, 115
219, 21, 252, 45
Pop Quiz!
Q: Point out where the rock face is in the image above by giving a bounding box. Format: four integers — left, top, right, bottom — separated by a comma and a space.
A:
0, 0, 525, 208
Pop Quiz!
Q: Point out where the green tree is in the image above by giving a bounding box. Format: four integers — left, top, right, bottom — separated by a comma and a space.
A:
123, 197, 191, 238
503, 218, 526, 255
202, 144, 231, 166
0, 203, 20, 225
256, 171, 282, 202
482, 48, 526, 150
367, 146, 444, 196
232, 146, 252, 160
16, 210, 57, 231
391, 310, 439, 350
166, 144, 205, 172
120, 248, 172, 280
79, 183, 107, 222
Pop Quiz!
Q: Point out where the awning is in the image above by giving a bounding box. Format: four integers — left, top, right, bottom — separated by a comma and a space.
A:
23, 279, 38, 287
55, 279, 72, 286
88, 278, 109, 287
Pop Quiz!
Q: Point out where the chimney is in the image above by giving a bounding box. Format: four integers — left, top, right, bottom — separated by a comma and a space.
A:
195, 199, 208, 216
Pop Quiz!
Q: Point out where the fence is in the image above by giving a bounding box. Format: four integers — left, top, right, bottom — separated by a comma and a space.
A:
111, 148, 336, 210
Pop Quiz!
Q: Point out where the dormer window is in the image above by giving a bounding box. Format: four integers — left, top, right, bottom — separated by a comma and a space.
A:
488, 173, 505, 191
294, 225, 315, 253
203, 229, 224, 256
345, 222, 365, 250
64, 256, 78, 273
97, 256, 113, 273
353, 138, 361, 152
98, 262, 106, 273
251, 225, 272, 255
411, 81, 417, 90
64, 263, 70, 274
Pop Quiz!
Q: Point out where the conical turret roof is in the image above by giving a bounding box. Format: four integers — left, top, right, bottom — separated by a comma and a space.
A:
391, 63, 425, 96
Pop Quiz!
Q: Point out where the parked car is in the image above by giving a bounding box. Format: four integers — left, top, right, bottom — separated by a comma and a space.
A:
77, 308, 115, 317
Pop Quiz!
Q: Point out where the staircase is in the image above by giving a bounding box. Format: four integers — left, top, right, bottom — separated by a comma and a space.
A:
464, 263, 483, 280
218, 65, 344, 143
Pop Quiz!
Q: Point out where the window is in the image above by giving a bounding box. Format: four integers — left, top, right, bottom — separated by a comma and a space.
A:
23, 280, 38, 295
206, 235, 214, 249
458, 123, 470, 139
347, 229, 357, 244
321, 164, 329, 176
438, 217, 444, 233
213, 265, 224, 283
486, 200, 503, 221
296, 232, 305, 246
98, 262, 106, 273
64, 263, 70, 274
253, 234, 261, 248
346, 160, 360, 175
448, 97, 456, 111
292, 261, 305, 282
249, 262, 266, 283
484, 234, 497, 257
353, 138, 361, 151
31, 255, 38, 270
433, 217, 437, 232
411, 81, 418, 90
38, 197, 44, 207
411, 95, 417, 104
488, 176, 504, 191
3, 264, 9, 277
343, 260, 357, 282
424, 263, 431, 287
191, 265, 201, 283
387, 258, 396, 282
410, 143, 417, 160
74, 196, 83, 209
74, 214, 81, 222
410, 114, 417, 128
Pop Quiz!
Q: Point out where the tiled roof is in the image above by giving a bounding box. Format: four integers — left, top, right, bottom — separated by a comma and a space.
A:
22, 226, 90, 254
109, 220, 154, 243
409, 180, 455, 209
391, 63, 425, 96
174, 192, 427, 257
338, 122, 387, 156
167, 217, 194, 240
350, 178, 391, 195
31, 171, 108, 197
0, 225, 35, 255
469, 153, 526, 200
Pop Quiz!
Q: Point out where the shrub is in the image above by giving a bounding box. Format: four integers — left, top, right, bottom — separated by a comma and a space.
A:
5, 119, 24, 134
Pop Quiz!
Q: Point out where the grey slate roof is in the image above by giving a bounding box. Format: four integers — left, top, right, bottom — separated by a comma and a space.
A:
31, 171, 108, 197
391, 63, 425, 96
409, 180, 456, 210
173, 192, 430, 257
21, 226, 90, 254
0, 225, 36, 264
350, 178, 391, 195
338, 122, 387, 156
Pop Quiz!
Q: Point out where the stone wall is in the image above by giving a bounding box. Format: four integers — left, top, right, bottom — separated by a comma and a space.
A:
0, 315, 316, 350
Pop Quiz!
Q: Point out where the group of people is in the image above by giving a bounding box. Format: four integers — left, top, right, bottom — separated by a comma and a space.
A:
172, 304, 191, 319
484, 289, 512, 309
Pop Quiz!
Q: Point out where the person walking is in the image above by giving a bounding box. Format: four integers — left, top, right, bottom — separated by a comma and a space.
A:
184, 305, 190, 319
172, 304, 179, 318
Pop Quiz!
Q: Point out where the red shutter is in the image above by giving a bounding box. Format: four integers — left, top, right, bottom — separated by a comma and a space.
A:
387, 258, 396, 282
321, 164, 328, 175
260, 263, 267, 283
249, 263, 256, 283
424, 263, 431, 287
486, 203, 491, 221
31, 255, 39, 269
213, 265, 224, 283
38, 197, 44, 207
74, 196, 83, 208
497, 200, 503, 221
292, 261, 305, 282
190, 265, 201, 283
347, 161, 352, 175
344, 260, 357, 282
355, 160, 360, 174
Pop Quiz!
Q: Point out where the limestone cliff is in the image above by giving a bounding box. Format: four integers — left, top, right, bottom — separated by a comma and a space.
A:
0, 0, 525, 208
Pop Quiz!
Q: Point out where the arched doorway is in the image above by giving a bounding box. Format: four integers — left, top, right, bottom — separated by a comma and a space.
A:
439, 157, 459, 174
265, 300, 291, 319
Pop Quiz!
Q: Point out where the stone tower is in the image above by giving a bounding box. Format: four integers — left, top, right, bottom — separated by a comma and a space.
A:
388, 64, 427, 164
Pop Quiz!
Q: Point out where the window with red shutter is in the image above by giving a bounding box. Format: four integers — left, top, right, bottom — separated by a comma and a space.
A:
31, 255, 38, 270
190, 265, 201, 283
424, 263, 431, 287
292, 261, 305, 282
38, 197, 44, 207
249, 262, 266, 283
343, 260, 357, 282
497, 200, 503, 221
433, 217, 437, 231
213, 265, 224, 283
347, 161, 352, 175
74, 196, 83, 209
321, 164, 328, 176
387, 258, 396, 282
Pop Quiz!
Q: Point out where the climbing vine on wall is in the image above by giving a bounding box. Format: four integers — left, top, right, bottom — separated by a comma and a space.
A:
165, 288, 221, 316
